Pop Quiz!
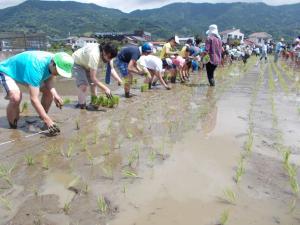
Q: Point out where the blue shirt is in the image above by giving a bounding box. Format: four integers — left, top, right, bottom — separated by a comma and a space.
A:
117, 46, 141, 63
0, 51, 53, 87
275, 42, 284, 53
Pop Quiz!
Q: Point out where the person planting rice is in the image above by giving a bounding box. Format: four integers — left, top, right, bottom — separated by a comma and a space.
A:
242, 46, 252, 65
180, 39, 194, 59
72, 42, 121, 109
171, 55, 190, 82
0, 51, 74, 135
160, 36, 180, 83
137, 43, 171, 90
114, 45, 146, 98
203, 24, 222, 86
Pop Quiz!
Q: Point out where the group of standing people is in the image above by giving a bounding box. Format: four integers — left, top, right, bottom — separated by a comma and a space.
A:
0, 24, 223, 135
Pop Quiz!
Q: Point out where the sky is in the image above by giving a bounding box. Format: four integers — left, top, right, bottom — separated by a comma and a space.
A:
0, 0, 299, 12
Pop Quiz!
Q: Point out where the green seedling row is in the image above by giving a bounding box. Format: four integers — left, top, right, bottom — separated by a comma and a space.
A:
91, 95, 120, 108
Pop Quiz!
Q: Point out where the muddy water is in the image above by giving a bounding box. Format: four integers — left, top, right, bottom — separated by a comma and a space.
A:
0, 58, 299, 225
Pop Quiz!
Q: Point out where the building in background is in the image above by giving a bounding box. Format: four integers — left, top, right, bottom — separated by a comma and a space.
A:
220, 28, 244, 44
0, 32, 48, 51
94, 30, 151, 42
178, 37, 195, 45
248, 32, 273, 46
74, 37, 98, 48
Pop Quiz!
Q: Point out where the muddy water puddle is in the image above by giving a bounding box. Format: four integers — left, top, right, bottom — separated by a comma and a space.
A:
1, 59, 300, 224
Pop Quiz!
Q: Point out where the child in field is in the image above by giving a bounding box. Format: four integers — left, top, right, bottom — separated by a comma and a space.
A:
72, 43, 121, 108
160, 36, 180, 83
137, 43, 171, 90
171, 55, 190, 82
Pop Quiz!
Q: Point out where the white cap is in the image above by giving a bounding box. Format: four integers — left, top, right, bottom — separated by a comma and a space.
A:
174, 35, 180, 44
206, 24, 220, 38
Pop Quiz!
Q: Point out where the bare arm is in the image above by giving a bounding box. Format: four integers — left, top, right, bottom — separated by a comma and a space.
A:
109, 60, 122, 84
29, 86, 53, 127
128, 59, 144, 75
44, 76, 63, 108
90, 69, 112, 97
166, 47, 178, 56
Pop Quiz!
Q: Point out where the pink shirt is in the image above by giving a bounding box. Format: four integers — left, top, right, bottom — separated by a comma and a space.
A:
172, 56, 185, 67
205, 35, 222, 65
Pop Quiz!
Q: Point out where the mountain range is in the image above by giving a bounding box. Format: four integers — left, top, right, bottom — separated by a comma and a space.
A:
0, 0, 299, 40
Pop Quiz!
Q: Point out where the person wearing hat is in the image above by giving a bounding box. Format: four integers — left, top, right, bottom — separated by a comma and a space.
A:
274, 38, 285, 63
204, 24, 222, 86
137, 43, 171, 90
0, 51, 74, 135
160, 36, 180, 83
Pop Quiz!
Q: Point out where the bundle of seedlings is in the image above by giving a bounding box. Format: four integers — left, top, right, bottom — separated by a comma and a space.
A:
91, 95, 120, 108
141, 83, 150, 92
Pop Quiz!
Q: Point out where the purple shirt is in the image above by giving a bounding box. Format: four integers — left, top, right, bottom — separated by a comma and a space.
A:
205, 35, 222, 65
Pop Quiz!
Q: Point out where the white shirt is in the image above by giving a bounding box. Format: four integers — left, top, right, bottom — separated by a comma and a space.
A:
138, 55, 163, 72
72, 43, 102, 70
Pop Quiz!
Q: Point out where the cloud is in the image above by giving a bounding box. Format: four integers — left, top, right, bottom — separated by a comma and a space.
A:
0, 0, 299, 12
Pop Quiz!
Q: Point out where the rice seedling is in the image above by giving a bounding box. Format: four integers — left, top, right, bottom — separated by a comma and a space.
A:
93, 129, 99, 144
103, 144, 111, 156
218, 209, 229, 225
268, 66, 275, 92
289, 198, 297, 213
66, 143, 74, 158
127, 130, 133, 139
83, 182, 89, 194
140, 83, 149, 92
283, 150, 291, 166
272, 62, 289, 94
97, 195, 108, 214
93, 95, 120, 108
0, 163, 15, 186
122, 169, 138, 179
24, 154, 34, 166
80, 136, 88, 151
127, 147, 140, 167
20, 101, 29, 113
222, 188, 237, 204
63, 201, 71, 214
148, 150, 156, 166
286, 164, 297, 178
122, 183, 127, 194
244, 129, 254, 154
235, 156, 245, 184
133, 78, 138, 85
42, 155, 49, 170
75, 119, 80, 130
0, 196, 12, 211
91, 95, 98, 105
290, 176, 299, 195
63, 98, 71, 105
86, 151, 94, 166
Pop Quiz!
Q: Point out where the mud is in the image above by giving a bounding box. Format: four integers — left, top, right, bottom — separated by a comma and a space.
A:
0, 57, 299, 225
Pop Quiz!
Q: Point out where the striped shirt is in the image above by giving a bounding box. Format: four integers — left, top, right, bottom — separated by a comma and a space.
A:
205, 35, 222, 65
